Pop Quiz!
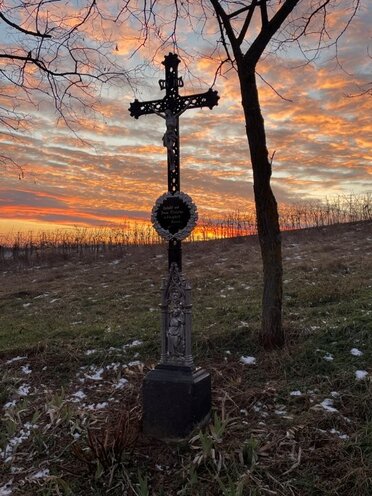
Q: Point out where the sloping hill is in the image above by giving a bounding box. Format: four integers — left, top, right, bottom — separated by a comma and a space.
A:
0, 221, 371, 495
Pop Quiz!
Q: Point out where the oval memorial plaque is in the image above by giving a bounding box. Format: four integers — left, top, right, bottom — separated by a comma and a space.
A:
152, 192, 198, 241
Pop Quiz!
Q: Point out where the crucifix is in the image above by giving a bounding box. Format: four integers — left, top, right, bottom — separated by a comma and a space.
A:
129, 52, 219, 271
129, 53, 219, 440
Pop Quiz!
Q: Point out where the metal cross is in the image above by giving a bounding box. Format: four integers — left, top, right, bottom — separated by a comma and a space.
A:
129, 53, 219, 269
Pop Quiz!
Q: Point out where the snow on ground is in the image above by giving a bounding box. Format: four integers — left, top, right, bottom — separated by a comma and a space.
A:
115, 378, 128, 389
240, 356, 256, 365
86, 402, 109, 411
71, 390, 86, 401
5, 356, 27, 365
0, 480, 13, 495
29, 469, 50, 480
21, 365, 32, 375
323, 353, 334, 362
350, 348, 363, 356
127, 360, 144, 368
85, 339, 143, 356
84, 367, 105, 381
0, 422, 35, 462
329, 428, 349, 440
290, 390, 303, 397
355, 370, 368, 380
17, 384, 31, 397
315, 398, 339, 413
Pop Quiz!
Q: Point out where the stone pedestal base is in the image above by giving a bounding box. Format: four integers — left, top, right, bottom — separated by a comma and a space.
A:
142, 365, 211, 440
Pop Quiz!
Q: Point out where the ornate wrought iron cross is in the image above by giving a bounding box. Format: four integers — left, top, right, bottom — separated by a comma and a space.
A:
129, 53, 219, 269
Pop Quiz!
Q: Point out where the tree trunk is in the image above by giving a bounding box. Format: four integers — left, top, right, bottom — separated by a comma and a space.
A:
239, 66, 284, 349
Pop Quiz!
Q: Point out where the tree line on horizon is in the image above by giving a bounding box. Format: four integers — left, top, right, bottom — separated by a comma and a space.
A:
1, 193, 370, 264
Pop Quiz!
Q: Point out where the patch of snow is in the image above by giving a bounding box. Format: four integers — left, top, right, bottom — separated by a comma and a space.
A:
86, 402, 108, 410
319, 398, 338, 413
10, 467, 23, 474
329, 428, 349, 440
0, 481, 13, 495
330, 391, 340, 398
17, 384, 31, 397
0, 423, 34, 460
30, 469, 49, 480
240, 356, 256, 365
290, 390, 302, 397
253, 403, 262, 413
220, 294, 227, 298
85, 349, 97, 356
128, 360, 143, 368
110, 260, 121, 265
71, 390, 86, 401
351, 348, 363, 357
355, 370, 368, 380
21, 365, 32, 375
85, 368, 104, 381
108, 346, 121, 353
123, 340, 143, 350
238, 321, 249, 328
33, 293, 49, 299
4, 400, 17, 409
323, 353, 334, 362
115, 378, 128, 390
275, 409, 287, 416
6, 356, 27, 365
106, 362, 121, 371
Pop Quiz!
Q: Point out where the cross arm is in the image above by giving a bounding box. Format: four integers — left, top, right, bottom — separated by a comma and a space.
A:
129, 88, 219, 119
128, 98, 169, 119
175, 89, 220, 114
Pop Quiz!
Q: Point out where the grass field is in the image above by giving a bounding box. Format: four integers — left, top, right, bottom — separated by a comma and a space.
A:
0, 221, 371, 495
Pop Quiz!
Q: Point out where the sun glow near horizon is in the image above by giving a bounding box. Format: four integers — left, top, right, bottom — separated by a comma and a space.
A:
0, 2, 371, 235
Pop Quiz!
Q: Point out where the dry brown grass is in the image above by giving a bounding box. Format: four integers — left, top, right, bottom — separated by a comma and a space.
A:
0, 221, 371, 495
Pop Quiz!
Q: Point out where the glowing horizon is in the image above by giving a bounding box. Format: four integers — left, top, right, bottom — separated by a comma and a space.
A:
0, 1, 371, 236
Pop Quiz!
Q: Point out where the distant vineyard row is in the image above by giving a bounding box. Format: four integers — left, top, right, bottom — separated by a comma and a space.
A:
1, 193, 370, 264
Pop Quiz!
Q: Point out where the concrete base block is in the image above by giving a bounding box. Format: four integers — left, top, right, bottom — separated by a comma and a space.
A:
142, 365, 211, 440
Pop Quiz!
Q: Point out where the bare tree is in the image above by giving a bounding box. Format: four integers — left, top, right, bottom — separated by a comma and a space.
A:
110, 0, 362, 348
0, 0, 132, 172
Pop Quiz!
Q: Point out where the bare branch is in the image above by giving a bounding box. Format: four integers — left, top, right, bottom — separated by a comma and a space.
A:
260, 0, 269, 28
0, 12, 52, 38
255, 71, 293, 102
237, 0, 258, 45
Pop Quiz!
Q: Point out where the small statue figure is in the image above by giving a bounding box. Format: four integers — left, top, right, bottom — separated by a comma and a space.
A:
162, 109, 178, 166
154, 104, 191, 169
167, 306, 185, 357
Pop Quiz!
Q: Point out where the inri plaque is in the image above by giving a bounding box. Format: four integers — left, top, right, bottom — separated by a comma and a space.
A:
152, 191, 198, 241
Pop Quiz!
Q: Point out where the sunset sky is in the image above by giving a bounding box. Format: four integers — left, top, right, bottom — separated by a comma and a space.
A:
0, 0, 371, 238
